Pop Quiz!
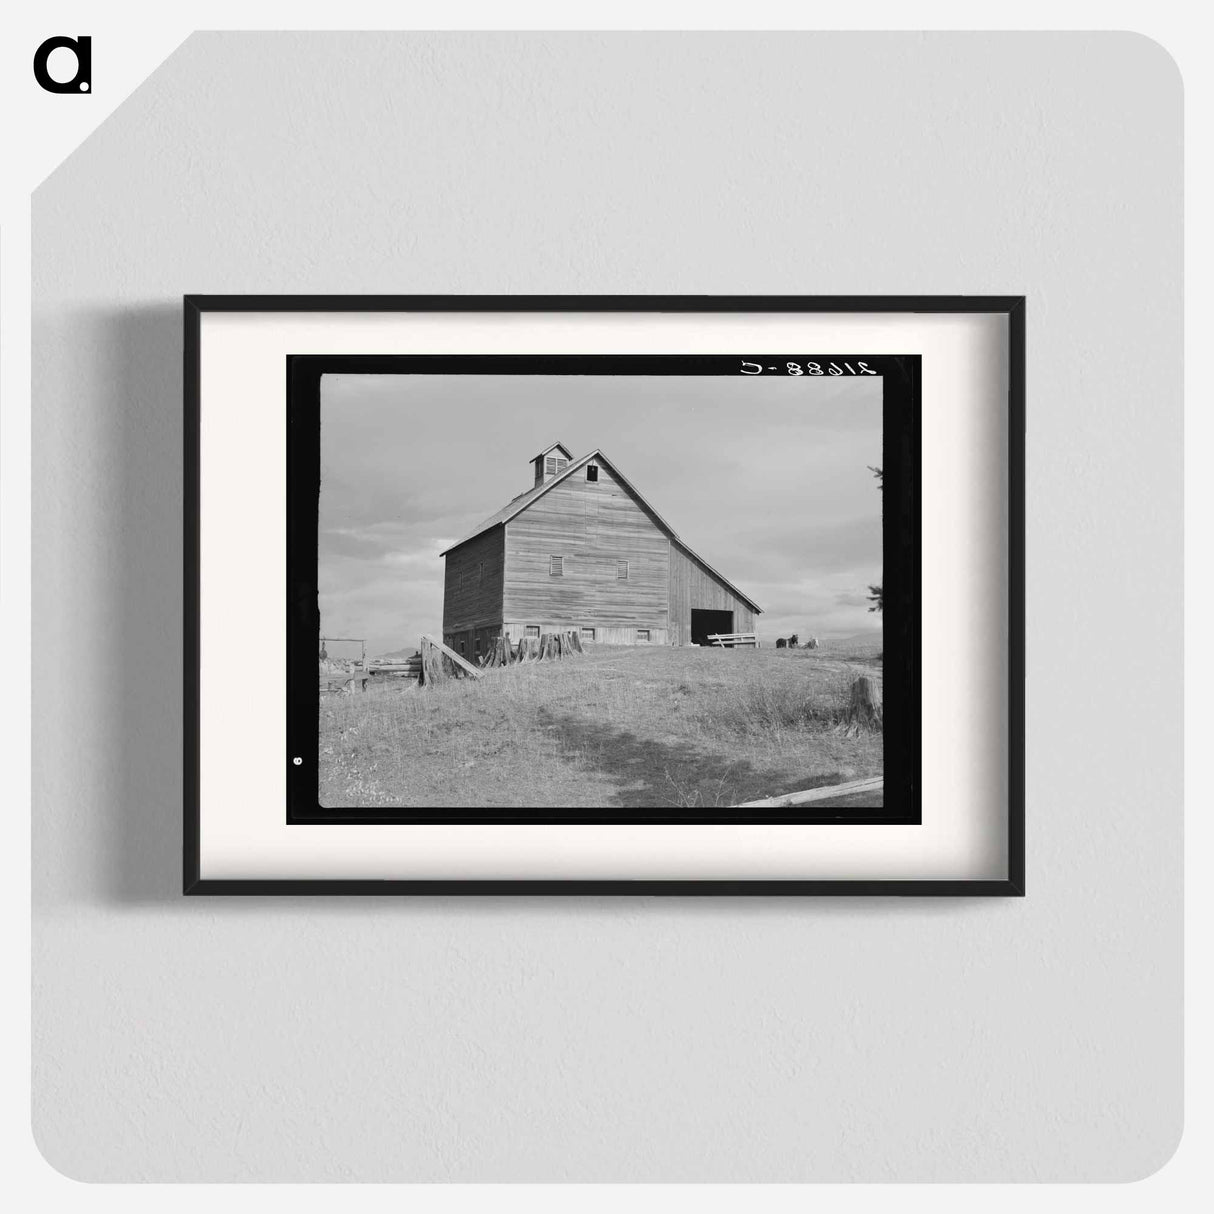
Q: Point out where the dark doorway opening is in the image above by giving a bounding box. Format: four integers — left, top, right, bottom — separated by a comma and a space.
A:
691, 608, 734, 646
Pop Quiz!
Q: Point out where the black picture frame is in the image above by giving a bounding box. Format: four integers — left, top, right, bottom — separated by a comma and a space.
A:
184, 295, 1025, 896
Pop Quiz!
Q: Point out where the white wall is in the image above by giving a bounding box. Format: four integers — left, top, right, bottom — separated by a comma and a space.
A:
31, 32, 1181, 1181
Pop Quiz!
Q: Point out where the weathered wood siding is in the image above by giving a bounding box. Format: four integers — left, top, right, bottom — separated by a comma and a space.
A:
501, 621, 669, 646
442, 526, 505, 636
503, 462, 670, 637
668, 540, 757, 646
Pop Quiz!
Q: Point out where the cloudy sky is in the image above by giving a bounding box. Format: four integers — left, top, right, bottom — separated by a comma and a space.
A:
319, 373, 883, 658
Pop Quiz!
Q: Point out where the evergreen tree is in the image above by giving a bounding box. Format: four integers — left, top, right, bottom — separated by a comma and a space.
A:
867, 467, 883, 613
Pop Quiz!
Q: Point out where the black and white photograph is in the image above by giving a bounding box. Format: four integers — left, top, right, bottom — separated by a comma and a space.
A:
293, 355, 920, 821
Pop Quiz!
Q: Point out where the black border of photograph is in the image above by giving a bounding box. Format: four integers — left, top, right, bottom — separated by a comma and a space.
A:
288, 353, 919, 826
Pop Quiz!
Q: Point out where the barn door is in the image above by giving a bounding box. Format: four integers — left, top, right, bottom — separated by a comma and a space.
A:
691, 609, 734, 646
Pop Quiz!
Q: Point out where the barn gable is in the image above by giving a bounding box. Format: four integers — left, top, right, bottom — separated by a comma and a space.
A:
503, 455, 672, 639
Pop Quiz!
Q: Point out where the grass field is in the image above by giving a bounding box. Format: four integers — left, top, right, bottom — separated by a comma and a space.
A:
319, 642, 882, 810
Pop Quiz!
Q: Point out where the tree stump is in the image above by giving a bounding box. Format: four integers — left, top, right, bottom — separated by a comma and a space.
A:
419, 636, 447, 686
844, 675, 882, 732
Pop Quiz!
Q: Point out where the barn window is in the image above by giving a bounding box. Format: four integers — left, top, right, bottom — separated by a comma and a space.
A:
586, 464, 599, 482
549, 555, 564, 576
636, 629, 650, 642
580, 627, 596, 641
524, 625, 540, 638
616, 560, 629, 580
555, 458, 568, 473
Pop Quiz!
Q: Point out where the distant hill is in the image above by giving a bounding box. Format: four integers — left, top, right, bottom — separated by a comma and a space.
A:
827, 631, 883, 647
374, 647, 420, 661
819, 631, 883, 653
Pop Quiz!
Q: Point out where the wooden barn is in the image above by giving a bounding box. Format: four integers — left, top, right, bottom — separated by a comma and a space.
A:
440, 442, 762, 658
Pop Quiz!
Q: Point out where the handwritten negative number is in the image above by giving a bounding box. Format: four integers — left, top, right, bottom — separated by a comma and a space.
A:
739, 360, 878, 376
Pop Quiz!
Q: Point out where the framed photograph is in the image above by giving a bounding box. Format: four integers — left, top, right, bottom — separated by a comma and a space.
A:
185, 296, 1023, 894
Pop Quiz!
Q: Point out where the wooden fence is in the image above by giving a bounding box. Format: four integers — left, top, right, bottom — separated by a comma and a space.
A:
707, 632, 760, 648
318, 661, 368, 695
366, 654, 423, 684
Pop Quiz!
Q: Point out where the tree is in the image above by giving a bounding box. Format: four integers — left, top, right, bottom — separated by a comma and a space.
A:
866, 466, 883, 613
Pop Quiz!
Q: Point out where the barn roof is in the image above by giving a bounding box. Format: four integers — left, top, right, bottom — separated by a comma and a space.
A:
530, 440, 573, 462
440, 450, 763, 614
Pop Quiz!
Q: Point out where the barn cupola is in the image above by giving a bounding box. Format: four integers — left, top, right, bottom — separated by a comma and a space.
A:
531, 441, 574, 486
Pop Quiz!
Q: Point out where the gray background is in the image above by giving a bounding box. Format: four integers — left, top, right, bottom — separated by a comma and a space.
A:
32, 33, 1182, 1181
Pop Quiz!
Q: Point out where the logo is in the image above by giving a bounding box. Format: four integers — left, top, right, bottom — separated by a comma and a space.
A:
33, 35, 91, 94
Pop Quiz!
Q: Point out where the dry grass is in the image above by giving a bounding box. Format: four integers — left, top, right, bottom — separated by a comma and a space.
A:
319, 642, 882, 810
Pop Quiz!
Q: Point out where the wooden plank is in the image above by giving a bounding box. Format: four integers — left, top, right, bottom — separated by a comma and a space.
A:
734, 777, 884, 809
421, 634, 484, 678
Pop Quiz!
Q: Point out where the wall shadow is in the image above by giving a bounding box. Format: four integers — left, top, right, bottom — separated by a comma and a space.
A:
35, 304, 187, 906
